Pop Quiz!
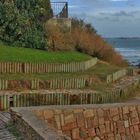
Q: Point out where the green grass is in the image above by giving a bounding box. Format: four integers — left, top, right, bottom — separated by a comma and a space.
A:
0, 42, 92, 63
90, 62, 121, 77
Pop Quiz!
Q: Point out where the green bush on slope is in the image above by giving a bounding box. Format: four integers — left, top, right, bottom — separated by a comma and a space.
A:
0, 0, 52, 49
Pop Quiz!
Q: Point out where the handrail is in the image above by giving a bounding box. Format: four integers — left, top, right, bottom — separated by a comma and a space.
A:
51, 2, 68, 18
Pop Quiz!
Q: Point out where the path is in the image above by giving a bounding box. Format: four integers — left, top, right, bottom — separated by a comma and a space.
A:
0, 112, 16, 140
126, 92, 140, 103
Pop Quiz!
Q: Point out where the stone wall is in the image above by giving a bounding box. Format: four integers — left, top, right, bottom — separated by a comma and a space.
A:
10, 108, 70, 140
32, 104, 140, 140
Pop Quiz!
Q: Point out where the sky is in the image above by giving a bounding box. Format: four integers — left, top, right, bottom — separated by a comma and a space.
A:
51, 0, 140, 38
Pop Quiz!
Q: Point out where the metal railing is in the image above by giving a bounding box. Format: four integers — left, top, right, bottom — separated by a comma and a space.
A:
51, 2, 68, 18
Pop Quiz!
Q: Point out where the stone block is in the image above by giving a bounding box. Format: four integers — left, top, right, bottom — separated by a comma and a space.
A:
99, 125, 106, 134
110, 107, 119, 117
60, 114, 65, 126
65, 114, 75, 124
85, 138, 92, 140
99, 117, 104, 125
63, 130, 71, 137
117, 126, 125, 134
124, 120, 129, 128
117, 121, 124, 127
131, 117, 140, 125
108, 133, 114, 137
130, 111, 138, 118
113, 115, 120, 122
125, 128, 130, 136
86, 117, 94, 128
108, 133, 115, 140
83, 109, 94, 118
133, 125, 139, 132
97, 108, 104, 117
123, 106, 129, 114
64, 110, 73, 115
55, 115, 61, 130
95, 128, 101, 136
43, 110, 54, 119
62, 122, 77, 131
93, 136, 101, 140
130, 126, 134, 134
88, 128, 96, 137
115, 134, 121, 140
73, 109, 83, 113
123, 114, 129, 120
137, 106, 140, 113
129, 106, 136, 112
121, 134, 126, 140
93, 117, 99, 127
135, 132, 140, 139
80, 128, 88, 138
75, 113, 85, 127
54, 109, 62, 115
34, 110, 43, 117
105, 121, 111, 133
72, 128, 80, 139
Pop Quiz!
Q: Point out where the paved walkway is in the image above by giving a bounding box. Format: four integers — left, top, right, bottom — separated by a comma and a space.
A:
126, 92, 140, 103
0, 112, 16, 140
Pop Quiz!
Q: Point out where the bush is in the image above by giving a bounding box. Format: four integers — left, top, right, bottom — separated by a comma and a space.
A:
0, 0, 52, 49
45, 18, 128, 66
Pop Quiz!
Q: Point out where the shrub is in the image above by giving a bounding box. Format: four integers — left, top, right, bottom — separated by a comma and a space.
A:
45, 18, 128, 66
0, 0, 52, 49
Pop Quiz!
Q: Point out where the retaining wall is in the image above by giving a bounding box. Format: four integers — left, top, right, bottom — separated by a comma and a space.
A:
10, 109, 70, 140
1, 76, 139, 111
11, 103, 140, 140
0, 58, 97, 74
106, 69, 127, 83
0, 77, 93, 90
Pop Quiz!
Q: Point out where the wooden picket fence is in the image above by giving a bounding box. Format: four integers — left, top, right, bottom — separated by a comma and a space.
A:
106, 69, 127, 83
0, 58, 97, 74
0, 76, 139, 110
0, 77, 93, 90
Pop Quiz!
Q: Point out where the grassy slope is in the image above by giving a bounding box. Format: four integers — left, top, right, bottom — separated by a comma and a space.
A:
0, 42, 92, 63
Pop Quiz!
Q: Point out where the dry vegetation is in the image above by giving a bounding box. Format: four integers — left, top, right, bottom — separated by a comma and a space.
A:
45, 18, 128, 67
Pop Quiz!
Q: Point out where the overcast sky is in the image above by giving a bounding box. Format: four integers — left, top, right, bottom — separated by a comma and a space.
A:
51, 0, 140, 37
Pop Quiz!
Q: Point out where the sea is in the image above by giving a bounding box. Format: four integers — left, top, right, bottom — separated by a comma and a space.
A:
105, 38, 140, 66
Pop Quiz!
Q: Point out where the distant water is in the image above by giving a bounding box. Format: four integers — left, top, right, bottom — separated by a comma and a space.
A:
106, 38, 140, 66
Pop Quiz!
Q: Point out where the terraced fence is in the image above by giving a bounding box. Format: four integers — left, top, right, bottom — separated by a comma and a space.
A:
0, 58, 97, 74
0, 76, 139, 110
0, 77, 93, 90
106, 69, 127, 83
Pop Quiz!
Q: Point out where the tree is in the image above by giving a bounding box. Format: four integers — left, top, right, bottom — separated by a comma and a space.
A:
0, 0, 52, 49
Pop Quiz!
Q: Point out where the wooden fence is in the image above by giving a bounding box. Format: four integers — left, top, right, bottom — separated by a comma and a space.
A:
0, 77, 93, 90
106, 69, 127, 83
0, 77, 139, 110
0, 58, 97, 74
